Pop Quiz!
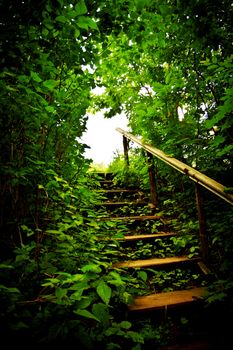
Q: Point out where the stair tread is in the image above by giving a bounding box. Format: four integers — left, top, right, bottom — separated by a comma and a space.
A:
97, 215, 163, 221
113, 255, 200, 268
100, 180, 114, 184
128, 287, 207, 311
101, 189, 140, 193
98, 201, 148, 206
118, 232, 177, 241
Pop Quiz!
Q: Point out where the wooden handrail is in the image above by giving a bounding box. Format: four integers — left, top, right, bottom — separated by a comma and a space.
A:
116, 128, 233, 206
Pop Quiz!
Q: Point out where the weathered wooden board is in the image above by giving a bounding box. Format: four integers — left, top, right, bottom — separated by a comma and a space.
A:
113, 256, 200, 268
98, 215, 163, 221
119, 232, 176, 241
98, 201, 148, 207
101, 189, 140, 194
128, 287, 207, 311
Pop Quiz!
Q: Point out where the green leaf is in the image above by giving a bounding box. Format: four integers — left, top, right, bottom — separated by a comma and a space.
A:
137, 270, 147, 282
46, 229, 61, 235
55, 287, 67, 299
135, 0, 151, 10
30, 71, 43, 82
42, 79, 59, 90
0, 264, 14, 270
75, 29, 80, 38
224, 187, 233, 194
159, 4, 170, 15
87, 18, 99, 30
81, 264, 102, 273
56, 15, 67, 23
108, 271, 125, 286
216, 144, 233, 157
96, 280, 112, 305
92, 303, 110, 324
45, 105, 56, 113
76, 296, 92, 309
122, 292, 133, 304
119, 321, 132, 329
132, 345, 142, 350
70, 288, 85, 300
74, 309, 100, 322
77, 16, 89, 30
0, 285, 20, 293
75, 0, 87, 15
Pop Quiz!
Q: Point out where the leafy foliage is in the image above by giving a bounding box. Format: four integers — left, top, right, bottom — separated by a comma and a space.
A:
1, 0, 233, 348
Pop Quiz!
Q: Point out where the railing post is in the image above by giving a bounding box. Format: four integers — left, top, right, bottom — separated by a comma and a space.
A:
123, 136, 129, 167
195, 183, 208, 263
147, 152, 158, 207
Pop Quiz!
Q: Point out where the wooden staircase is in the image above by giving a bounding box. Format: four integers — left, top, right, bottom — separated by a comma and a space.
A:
96, 172, 208, 313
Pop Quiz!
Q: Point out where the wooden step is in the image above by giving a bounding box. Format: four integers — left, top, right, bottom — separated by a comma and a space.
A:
128, 287, 207, 311
117, 232, 177, 241
98, 201, 148, 207
113, 256, 200, 269
99, 180, 114, 185
98, 232, 176, 242
157, 339, 211, 350
96, 172, 113, 180
101, 189, 141, 195
97, 214, 163, 221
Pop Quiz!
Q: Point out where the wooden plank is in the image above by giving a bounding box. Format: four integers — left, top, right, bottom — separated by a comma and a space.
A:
157, 339, 211, 350
147, 152, 158, 206
99, 180, 114, 185
195, 184, 208, 262
118, 232, 177, 241
101, 189, 140, 194
113, 256, 200, 268
197, 261, 211, 275
98, 201, 148, 207
123, 135, 129, 166
97, 232, 176, 242
128, 287, 207, 311
116, 128, 233, 205
97, 215, 163, 221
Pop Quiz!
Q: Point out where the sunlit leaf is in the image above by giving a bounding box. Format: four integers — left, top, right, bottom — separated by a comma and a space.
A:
96, 280, 111, 305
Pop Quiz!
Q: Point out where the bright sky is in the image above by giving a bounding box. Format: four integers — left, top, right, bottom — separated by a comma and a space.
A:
81, 111, 129, 166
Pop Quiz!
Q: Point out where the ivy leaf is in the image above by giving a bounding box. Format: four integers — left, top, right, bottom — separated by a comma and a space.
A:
75, 0, 87, 15
96, 280, 112, 305
74, 309, 100, 322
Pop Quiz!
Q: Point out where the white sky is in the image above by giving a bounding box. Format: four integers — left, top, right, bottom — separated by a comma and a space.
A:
81, 111, 129, 166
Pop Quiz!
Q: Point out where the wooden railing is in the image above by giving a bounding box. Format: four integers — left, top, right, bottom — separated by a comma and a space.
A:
116, 127, 233, 262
